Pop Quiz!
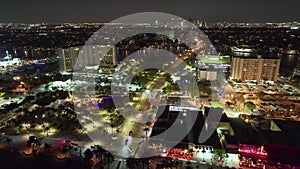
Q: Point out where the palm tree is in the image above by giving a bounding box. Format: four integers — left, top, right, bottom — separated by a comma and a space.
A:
30, 124, 36, 132
18, 125, 23, 132
61, 145, 70, 158
84, 148, 93, 162
44, 143, 51, 153
45, 126, 50, 135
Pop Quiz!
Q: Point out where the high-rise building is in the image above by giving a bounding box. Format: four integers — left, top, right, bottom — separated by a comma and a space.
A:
292, 58, 300, 77
197, 55, 230, 81
58, 45, 116, 72
231, 56, 280, 82
58, 46, 81, 72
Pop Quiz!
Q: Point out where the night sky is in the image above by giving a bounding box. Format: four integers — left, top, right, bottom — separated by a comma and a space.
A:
0, 0, 299, 23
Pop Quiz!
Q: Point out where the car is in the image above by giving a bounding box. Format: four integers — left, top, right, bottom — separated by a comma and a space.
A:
29, 135, 37, 141
71, 143, 79, 147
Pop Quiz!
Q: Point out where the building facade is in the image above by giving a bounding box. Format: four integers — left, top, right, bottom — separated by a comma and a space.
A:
199, 69, 218, 81
231, 56, 280, 82
58, 45, 116, 72
58, 46, 81, 72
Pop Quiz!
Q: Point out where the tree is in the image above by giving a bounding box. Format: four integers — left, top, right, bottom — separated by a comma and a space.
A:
233, 105, 238, 112
45, 126, 50, 133
18, 125, 23, 131
61, 145, 70, 157
30, 124, 36, 131
44, 143, 51, 153
244, 101, 256, 111
84, 148, 93, 162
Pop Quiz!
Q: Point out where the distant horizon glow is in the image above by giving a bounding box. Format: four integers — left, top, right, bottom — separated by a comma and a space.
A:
0, 0, 299, 23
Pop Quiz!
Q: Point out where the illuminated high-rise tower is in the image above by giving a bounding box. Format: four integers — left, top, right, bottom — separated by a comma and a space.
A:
58, 45, 116, 72
231, 55, 280, 82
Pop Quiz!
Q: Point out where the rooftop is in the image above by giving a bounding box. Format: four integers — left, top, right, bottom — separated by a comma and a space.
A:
227, 118, 266, 146
151, 105, 223, 149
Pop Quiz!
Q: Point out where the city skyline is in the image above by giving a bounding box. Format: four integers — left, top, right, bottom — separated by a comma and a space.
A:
1, 6, 300, 169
